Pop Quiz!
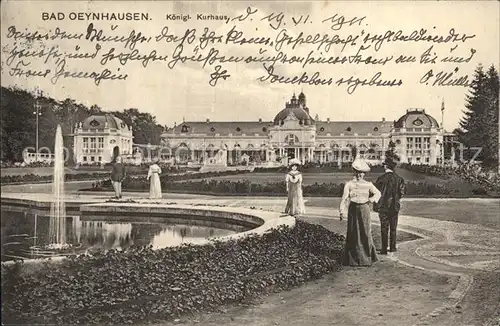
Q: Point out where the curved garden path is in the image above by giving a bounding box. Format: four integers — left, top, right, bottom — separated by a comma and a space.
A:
1, 181, 499, 326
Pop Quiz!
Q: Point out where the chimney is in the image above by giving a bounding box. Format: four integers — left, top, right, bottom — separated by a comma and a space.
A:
258, 118, 262, 122
382, 117, 386, 122
327, 118, 330, 123
206, 118, 210, 123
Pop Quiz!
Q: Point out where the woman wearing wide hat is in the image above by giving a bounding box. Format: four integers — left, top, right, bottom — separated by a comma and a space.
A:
339, 158, 381, 266
147, 158, 163, 199
284, 158, 306, 216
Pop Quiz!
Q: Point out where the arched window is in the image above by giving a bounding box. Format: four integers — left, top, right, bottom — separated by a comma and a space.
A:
210, 127, 215, 132
285, 134, 299, 145
236, 127, 241, 132
181, 125, 189, 133
346, 127, 352, 132
373, 127, 379, 132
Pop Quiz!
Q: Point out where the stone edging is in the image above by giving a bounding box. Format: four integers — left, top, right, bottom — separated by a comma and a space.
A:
1, 200, 295, 267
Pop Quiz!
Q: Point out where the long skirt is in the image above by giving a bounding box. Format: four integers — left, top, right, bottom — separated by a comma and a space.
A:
284, 183, 305, 216
343, 202, 378, 266
149, 173, 162, 199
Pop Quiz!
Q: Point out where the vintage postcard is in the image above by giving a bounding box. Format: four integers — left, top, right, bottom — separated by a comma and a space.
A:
1, 1, 499, 325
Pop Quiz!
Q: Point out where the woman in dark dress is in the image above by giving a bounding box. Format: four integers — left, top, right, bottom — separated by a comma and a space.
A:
339, 159, 381, 266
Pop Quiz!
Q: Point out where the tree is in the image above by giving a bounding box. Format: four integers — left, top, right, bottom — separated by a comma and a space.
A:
482, 65, 499, 167
111, 109, 164, 145
0, 86, 166, 162
458, 64, 499, 168
385, 140, 400, 163
0, 87, 40, 161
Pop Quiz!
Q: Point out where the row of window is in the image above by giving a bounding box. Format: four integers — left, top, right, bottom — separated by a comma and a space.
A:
82, 137, 131, 149
82, 156, 102, 162
408, 157, 431, 163
180, 126, 383, 133
181, 126, 270, 133
318, 126, 380, 132
83, 137, 104, 149
406, 137, 431, 149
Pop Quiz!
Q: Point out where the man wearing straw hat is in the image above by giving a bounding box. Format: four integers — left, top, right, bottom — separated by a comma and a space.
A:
339, 158, 381, 266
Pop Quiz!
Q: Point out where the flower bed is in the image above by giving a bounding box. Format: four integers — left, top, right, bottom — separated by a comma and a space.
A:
1, 220, 344, 325
0, 169, 248, 185
254, 164, 385, 174
401, 163, 500, 193
0, 172, 114, 185
88, 176, 497, 197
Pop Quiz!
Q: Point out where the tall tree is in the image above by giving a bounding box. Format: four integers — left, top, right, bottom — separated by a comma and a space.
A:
458, 64, 499, 167
459, 65, 488, 147
482, 65, 499, 167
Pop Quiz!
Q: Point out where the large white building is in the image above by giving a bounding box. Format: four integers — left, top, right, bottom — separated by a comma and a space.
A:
73, 114, 133, 164
161, 92, 452, 167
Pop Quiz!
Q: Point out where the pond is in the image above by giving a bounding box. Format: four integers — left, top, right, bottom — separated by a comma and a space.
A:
1, 209, 246, 262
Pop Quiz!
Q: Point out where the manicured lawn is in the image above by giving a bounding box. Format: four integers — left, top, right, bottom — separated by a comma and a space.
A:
204, 170, 447, 186
304, 197, 500, 229
0, 167, 110, 177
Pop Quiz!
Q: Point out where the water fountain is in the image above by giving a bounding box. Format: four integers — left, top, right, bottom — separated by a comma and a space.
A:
47, 125, 68, 249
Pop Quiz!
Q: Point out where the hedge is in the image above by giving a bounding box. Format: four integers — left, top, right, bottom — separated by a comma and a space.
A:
1, 220, 344, 325
87, 176, 496, 197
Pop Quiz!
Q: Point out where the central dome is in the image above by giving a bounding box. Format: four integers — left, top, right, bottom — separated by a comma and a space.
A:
273, 93, 314, 125
81, 114, 129, 131
395, 109, 440, 128
273, 107, 314, 125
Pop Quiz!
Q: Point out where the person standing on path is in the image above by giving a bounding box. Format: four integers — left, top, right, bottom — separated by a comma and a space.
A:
284, 158, 306, 216
374, 158, 406, 254
339, 159, 381, 266
147, 158, 163, 199
110, 156, 126, 199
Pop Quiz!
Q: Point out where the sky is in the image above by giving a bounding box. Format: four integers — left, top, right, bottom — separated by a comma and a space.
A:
1, 0, 499, 131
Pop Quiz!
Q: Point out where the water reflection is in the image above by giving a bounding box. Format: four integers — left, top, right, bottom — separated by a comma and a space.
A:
1, 210, 240, 261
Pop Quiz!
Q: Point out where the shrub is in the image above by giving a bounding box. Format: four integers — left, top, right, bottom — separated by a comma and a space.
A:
93, 176, 480, 197
1, 220, 344, 325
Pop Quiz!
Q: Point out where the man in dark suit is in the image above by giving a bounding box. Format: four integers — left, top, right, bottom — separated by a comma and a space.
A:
374, 158, 406, 254
110, 156, 126, 199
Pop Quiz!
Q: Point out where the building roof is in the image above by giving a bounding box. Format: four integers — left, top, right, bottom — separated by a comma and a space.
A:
315, 120, 392, 136
168, 121, 274, 136
165, 120, 392, 136
395, 109, 440, 128
81, 114, 129, 131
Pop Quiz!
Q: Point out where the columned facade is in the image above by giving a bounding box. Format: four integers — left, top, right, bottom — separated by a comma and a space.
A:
161, 93, 449, 167
73, 114, 133, 164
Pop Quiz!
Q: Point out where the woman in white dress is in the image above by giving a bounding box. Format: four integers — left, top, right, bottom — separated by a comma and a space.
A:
147, 159, 163, 199
284, 158, 306, 216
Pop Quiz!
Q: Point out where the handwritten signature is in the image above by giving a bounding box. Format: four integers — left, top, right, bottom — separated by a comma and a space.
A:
257, 63, 403, 94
